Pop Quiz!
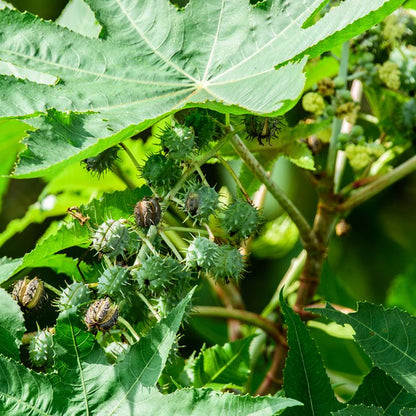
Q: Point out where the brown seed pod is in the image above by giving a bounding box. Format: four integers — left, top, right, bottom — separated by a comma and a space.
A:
185, 191, 200, 217
134, 197, 162, 228
12, 277, 47, 310
85, 297, 118, 331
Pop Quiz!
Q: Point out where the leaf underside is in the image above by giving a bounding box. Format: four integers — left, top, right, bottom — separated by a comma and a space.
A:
0, 0, 404, 177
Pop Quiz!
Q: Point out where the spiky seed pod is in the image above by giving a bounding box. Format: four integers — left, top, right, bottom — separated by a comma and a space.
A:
244, 115, 283, 145
184, 185, 219, 221
97, 266, 130, 300
159, 124, 195, 160
91, 219, 130, 258
211, 245, 244, 281
134, 197, 162, 228
81, 146, 120, 177
29, 329, 54, 368
221, 201, 262, 240
55, 282, 91, 312
12, 277, 47, 310
132, 256, 187, 295
140, 153, 182, 193
85, 298, 118, 331
185, 236, 219, 271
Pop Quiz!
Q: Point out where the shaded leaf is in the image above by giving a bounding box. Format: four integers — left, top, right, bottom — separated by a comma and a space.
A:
0, 0, 404, 177
332, 405, 385, 416
192, 336, 254, 390
350, 367, 416, 416
309, 303, 416, 395
281, 295, 343, 416
0, 288, 25, 360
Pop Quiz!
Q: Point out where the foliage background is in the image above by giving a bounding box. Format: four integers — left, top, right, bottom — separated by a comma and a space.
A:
1, 0, 416, 401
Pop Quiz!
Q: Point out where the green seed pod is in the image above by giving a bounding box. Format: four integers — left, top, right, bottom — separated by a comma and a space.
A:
244, 115, 283, 145
97, 266, 130, 300
212, 245, 244, 281
85, 297, 118, 331
12, 277, 47, 310
185, 236, 219, 271
140, 153, 181, 193
55, 282, 91, 312
184, 109, 218, 150
81, 146, 120, 177
184, 184, 219, 221
134, 197, 162, 228
132, 256, 188, 295
29, 329, 54, 368
159, 123, 195, 160
91, 219, 130, 258
221, 200, 262, 240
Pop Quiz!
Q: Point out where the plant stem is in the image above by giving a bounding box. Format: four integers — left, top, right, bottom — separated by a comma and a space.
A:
43, 282, 61, 296
261, 250, 307, 318
118, 316, 140, 342
229, 132, 317, 249
119, 142, 141, 172
137, 292, 161, 321
216, 154, 253, 204
113, 163, 137, 189
326, 41, 349, 179
161, 226, 209, 235
158, 230, 184, 260
339, 154, 416, 212
193, 306, 285, 345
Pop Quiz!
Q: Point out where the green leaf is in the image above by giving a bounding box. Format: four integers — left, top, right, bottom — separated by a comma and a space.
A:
0, 120, 25, 213
0, 0, 404, 177
332, 405, 385, 416
0, 288, 25, 360
350, 367, 416, 415
0, 187, 149, 284
192, 336, 254, 390
387, 265, 416, 315
281, 295, 342, 416
309, 303, 416, 395
0, 356, 59, 415
56, 0, 101, 38
401, 409, 416, 416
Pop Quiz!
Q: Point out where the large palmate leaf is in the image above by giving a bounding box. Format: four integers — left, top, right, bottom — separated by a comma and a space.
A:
0, 0, 403, 177
310, 303, 416, 396
281, 296, 343, 416
332, 405, 385, 416
350, 367, 416, 415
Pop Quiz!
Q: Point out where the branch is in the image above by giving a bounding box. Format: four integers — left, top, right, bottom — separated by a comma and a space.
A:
193, 306, 286, 346
229, 133, 317, 249
339, 154, 416, 212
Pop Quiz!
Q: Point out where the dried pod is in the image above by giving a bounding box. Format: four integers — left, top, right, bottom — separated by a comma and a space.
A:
134, 197, 162, 228
12, 277, 47, 310
85, 297, 118, 331
185, 191, 200, 217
